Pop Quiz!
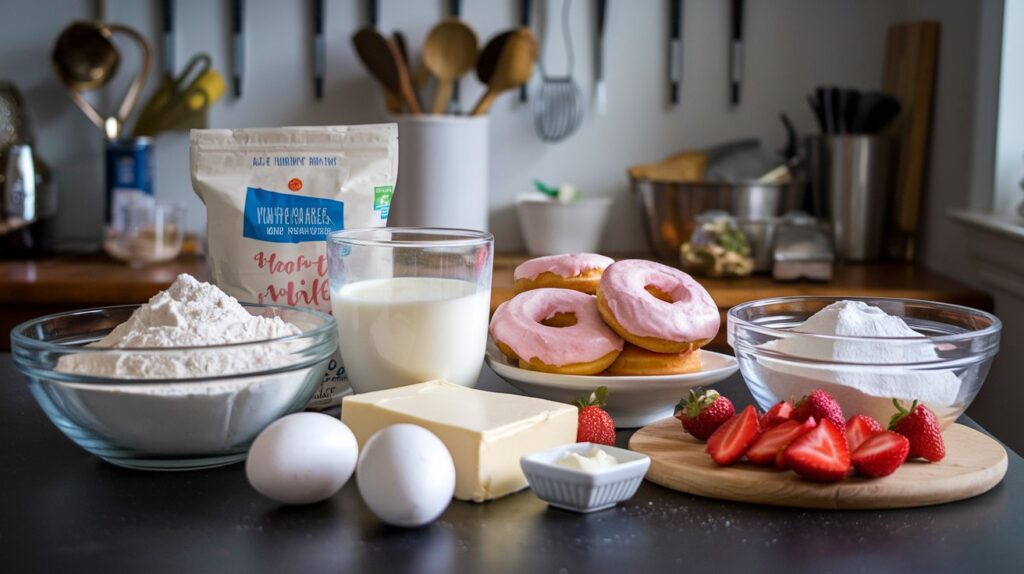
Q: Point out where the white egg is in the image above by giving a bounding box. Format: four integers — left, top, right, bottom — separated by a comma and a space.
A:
246, 413, 358, 505
356, 424, 455, 527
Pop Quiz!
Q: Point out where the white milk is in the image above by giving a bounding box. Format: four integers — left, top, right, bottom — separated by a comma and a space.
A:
332, 277, 490, 393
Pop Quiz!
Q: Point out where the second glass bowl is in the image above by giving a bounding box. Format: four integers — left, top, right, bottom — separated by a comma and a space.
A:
728, 296, 1001, 428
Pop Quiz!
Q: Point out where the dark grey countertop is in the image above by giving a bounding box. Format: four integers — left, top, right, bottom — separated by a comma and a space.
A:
3, 354, 1022, 574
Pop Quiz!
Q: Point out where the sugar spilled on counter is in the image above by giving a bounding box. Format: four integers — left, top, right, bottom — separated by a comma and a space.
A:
56, 273, 301, 381
758, 300, 961, 423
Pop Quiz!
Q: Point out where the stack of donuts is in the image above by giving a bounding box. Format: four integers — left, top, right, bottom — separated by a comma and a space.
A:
490, 253, 720, 376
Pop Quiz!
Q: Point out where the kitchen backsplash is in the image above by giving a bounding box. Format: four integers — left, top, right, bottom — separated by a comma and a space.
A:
4, 0, 918, 252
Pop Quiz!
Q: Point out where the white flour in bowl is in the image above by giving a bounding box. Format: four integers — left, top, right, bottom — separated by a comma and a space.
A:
51, 275, 320, 454
57, 274, 301, 379
755, 301, 962, 424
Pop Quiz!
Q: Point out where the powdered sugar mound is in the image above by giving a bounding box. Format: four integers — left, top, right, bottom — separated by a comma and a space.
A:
56, 274, 302, 379
779, 300, 947, 366
756, 301, 962, 424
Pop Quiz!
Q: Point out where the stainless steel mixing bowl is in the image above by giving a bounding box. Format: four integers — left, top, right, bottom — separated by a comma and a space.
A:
631, 179, 805, 259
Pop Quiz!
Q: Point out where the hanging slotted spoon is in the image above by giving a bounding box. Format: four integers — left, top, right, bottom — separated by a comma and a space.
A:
532, 0, 584, 142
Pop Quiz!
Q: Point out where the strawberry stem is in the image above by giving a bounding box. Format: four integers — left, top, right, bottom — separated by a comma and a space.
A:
888, 399, 919, 429
573, 386, 609, 410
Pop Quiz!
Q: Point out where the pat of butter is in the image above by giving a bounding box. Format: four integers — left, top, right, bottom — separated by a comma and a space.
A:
557, 447, 619, 472
342, 380, 578, 502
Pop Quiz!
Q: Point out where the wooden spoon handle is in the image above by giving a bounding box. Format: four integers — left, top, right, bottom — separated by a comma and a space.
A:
414, 61, 430, 92
398, 83, 421, 115
383, 88, 403, 114
432, 80, 453, 115
470, 89, 499, 116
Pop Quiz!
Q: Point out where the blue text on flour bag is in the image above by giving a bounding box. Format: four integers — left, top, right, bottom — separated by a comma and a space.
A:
243, 187, 344, 243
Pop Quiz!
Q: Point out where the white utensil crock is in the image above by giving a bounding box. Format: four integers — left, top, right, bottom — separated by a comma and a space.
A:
388, 115, 489, 231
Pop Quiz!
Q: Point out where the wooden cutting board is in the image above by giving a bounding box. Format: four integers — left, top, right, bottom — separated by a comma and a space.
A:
882, 21, 940, 261
629, 417, 1007, 510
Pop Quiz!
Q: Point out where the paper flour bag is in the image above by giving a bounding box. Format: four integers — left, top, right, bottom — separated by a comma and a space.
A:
190, 124, 398, 409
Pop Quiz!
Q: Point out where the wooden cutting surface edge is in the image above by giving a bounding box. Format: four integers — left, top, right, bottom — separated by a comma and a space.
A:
629, 417, 1008, 510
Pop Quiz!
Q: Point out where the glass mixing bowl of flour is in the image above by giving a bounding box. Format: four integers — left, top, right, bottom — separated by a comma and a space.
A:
728, 297, 1001, 428
11, 304, 337, 470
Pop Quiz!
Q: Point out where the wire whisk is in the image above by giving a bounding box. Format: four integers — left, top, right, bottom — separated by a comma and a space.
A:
532, 0, 584, 142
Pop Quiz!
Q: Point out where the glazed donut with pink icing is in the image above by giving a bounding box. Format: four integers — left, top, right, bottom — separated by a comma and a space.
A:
490, 288, 624, 375
513, 253, 615, 295
596, 260, 719, 354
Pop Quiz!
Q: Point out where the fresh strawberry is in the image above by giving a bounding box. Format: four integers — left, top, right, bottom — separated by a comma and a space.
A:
773, 417, 817, 469
573, 386, 616, 445
760, 401, 795, 428
852, 431, 910, 478
706, 405, 761, 466
846, 414, 883, 451
888, 399, 945, 462
746, 417, 816, 465
793, 389, 846, 434
674, 389, 735, 441
782, 419, 851, 482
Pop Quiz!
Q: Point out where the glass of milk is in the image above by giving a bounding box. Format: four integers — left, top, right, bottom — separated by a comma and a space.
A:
327, 228, 493, 393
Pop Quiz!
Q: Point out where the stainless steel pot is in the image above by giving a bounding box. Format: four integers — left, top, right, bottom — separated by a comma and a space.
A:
632, 179, 804, 259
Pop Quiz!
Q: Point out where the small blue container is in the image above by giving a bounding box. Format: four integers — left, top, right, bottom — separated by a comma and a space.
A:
105, 137, 154, 225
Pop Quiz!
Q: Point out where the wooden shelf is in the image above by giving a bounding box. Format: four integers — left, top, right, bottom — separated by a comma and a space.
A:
0, 254, 992, 352
0, 255, 210, 306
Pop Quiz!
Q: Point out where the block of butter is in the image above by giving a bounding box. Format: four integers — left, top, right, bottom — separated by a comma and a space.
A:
342, 380, 578, 502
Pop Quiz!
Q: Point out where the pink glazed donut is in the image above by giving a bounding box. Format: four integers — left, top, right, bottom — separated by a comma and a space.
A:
490, 288, 624, 375
513, 253, 615, 295
596, 260, 720, 353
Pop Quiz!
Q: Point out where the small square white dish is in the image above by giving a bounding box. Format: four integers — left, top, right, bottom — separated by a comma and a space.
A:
521, 442, 651, 513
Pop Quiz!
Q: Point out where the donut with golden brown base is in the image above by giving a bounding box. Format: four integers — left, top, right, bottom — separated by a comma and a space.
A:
596, 289, 710, 354
489, 287, 624, 376
514, 268, 604, 295
495, 340, 620, 375
605, 344, 702, 376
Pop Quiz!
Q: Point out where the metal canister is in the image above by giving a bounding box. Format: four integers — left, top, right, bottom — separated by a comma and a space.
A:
105, 137, 154, 227
1, 144, 36, 234
805, 135, 890, 261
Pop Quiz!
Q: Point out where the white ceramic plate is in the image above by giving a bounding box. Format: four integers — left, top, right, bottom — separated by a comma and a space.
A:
485, 340, 739, 428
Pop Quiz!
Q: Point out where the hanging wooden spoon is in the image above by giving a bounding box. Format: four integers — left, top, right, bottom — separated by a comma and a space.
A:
392, 30, 424, 113
471, 28, 537, 116
422, 19, 478, 115
351, 27, 421, 115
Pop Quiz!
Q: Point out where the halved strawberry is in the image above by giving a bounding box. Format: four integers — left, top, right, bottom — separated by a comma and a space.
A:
746, 417, 816, 465
760, 401, 795, 428
706, 405, 761, 466
846, 414, 883, 452
852, 431, 910, 478
774, 417, 817, 469
782, 419, 851, 482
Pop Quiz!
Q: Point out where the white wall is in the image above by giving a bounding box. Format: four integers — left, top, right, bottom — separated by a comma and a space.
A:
905, 0, 984, 281
993, 0, 1024, 216
5, 0, 904, 253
